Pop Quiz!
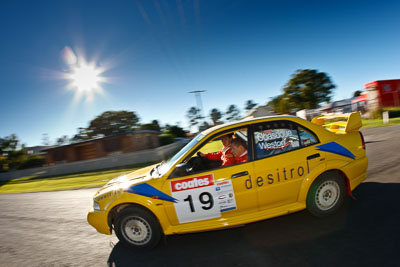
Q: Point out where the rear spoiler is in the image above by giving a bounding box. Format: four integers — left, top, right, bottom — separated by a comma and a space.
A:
311, 112, 362, 134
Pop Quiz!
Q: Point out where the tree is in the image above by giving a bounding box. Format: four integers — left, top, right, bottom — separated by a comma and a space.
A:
267, 95, 291, 114
268, 69, 335, 113
71, 127, 91, 143
353, 90, 362, 97
164, 125, 186, 138
225, 105, 241, 121
56, 135, 69, 146
283, 69, 335, 110
140, 120, 161, 132
209, 108, 222, 125
0, 134, 19, 157
199, 121, 211, 131
1, 134, 46, 171
187, 107, 202, 128
245, 100, 257, 111
87, 111, 140, 138
0, 134, 26, 171
159, 124, 187, 146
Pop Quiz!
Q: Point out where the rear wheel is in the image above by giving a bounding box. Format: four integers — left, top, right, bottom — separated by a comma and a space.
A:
306, 171, 346, 217
114, 206, 162, 249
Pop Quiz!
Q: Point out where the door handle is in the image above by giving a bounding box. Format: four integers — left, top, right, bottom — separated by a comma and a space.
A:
231, 171, 249, 179
307, 153, 320, 160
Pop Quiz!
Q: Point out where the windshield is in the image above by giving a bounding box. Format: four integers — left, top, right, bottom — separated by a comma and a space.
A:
155, 133, 205, 177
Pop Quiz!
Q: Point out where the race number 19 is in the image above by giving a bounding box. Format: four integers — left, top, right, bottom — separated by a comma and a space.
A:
171, 175, 221, 224
184, 192, 214, 212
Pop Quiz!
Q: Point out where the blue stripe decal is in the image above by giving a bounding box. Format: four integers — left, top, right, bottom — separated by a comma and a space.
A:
316, 142, 356, 159
125, 183, 178, 203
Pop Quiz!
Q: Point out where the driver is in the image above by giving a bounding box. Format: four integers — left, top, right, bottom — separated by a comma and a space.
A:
198, 133, 235, 167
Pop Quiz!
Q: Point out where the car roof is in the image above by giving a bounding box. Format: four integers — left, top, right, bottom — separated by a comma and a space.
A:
201, 115, 301, 136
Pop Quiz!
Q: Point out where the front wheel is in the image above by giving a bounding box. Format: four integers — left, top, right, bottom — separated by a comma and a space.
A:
114, 206, 162, 249
306, 171, 346, 218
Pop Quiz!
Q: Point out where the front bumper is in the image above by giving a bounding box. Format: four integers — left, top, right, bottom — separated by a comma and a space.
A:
87, 206, 111, 235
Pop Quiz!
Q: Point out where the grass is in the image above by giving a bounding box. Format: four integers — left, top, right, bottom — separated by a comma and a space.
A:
0, 142, 224, 195
362, 117, 400, 129
0, 165, 144, 194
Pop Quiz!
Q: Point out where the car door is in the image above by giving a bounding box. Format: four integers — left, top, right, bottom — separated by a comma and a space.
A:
251, 120, 323, 211
162, 129, 258, 226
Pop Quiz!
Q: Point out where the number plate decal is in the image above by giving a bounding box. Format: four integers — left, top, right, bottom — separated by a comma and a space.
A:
171, 174, 236, 224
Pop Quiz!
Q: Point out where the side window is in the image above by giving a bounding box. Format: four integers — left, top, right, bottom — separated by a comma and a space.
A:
298, 126, 318, 147
253, 121, 300, 159
186, 128, 248, 173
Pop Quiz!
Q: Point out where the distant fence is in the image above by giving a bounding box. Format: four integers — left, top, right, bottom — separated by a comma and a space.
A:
0, 140, 187, 181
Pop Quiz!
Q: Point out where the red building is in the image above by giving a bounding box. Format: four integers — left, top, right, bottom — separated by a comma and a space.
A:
364, 79, 400, 110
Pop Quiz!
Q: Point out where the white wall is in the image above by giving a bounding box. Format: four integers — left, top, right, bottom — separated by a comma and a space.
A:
0, 141, 187, 181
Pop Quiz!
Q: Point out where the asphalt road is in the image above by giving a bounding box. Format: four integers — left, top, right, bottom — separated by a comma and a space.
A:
0, 125, 399, 267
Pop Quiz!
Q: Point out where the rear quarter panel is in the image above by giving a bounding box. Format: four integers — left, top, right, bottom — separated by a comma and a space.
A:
295, 119, 367, 202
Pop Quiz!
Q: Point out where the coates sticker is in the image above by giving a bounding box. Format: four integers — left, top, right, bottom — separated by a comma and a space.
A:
170, 174, 237, 224
170, 174, 214, 192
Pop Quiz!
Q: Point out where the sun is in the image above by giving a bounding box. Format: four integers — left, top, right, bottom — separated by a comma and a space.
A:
62, 47, 107, 102
69, 63, 102, 93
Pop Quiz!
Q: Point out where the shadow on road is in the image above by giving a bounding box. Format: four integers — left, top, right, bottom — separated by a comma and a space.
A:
365, 140, 383, 144
107, 182, 400, 267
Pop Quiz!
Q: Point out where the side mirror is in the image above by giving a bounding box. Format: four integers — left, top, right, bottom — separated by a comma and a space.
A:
171, 163, 189, 178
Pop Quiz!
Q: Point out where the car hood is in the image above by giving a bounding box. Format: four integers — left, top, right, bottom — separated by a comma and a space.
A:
94, 164, 159, 200
124, 164, 156, 180
100, 164, 157, 190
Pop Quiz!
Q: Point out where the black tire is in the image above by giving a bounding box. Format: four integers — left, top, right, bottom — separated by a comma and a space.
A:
114, 206, 162, 249
306, 171, 346, 218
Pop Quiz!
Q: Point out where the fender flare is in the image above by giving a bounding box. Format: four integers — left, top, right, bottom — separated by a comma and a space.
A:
106, 195, 170, 235
297, 159, 351, 203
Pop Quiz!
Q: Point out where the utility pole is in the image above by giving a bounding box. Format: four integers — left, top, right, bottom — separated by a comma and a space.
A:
189, 90, 206, 119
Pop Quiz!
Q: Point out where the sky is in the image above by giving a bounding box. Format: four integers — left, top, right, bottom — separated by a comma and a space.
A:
1, 0, 400, 147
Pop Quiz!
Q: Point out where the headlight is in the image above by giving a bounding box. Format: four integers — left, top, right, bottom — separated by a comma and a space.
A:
93, 200, 101, 211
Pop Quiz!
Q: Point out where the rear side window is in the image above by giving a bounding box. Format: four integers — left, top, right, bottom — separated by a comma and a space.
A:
253, 121, 300, 159
298, 126, 318, 147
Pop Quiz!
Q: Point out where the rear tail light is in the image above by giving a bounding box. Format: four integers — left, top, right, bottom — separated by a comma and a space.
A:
359, 132, 366, 150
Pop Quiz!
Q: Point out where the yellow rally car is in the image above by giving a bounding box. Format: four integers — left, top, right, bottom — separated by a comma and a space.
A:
87, 112, 368, 249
